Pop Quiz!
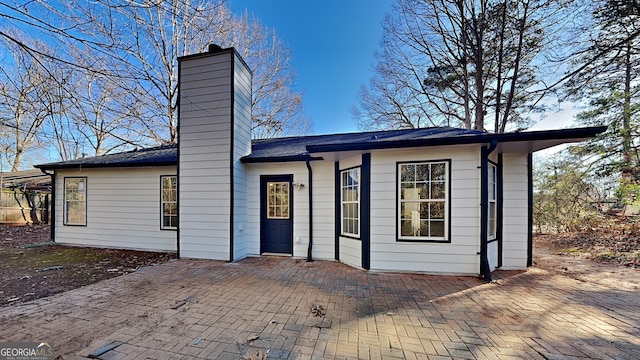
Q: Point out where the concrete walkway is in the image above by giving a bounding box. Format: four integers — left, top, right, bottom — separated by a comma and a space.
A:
1, 257, 638, 359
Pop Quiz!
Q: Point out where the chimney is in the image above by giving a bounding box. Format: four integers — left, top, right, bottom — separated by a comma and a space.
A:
177, 45, 252, 260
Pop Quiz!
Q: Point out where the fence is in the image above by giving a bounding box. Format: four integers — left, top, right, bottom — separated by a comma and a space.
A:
0, 188, 50, 224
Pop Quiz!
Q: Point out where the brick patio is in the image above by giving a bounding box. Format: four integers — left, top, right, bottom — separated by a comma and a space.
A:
1, 257, 638, 359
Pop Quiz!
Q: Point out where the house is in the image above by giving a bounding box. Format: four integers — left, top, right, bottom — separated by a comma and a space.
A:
35, 45, 606, 279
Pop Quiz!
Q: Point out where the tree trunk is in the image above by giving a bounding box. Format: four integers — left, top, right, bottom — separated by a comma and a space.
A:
622, 40, 633, 176
12, 149, 23, 172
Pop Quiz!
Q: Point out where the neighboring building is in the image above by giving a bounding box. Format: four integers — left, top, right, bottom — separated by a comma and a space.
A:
35, 46, 606, 279
0, 169, 51, 224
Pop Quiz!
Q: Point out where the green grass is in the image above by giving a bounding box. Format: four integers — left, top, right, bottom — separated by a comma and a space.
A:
1, 246, 113, 270
558, 247, 585, 253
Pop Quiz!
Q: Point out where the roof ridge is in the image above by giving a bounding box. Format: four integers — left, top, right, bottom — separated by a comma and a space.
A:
251, 126, 469, 143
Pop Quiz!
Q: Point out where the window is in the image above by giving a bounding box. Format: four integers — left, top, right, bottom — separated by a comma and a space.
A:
267, 182, 290, 219
64, 177, 86, 225
161, 176, 177, 229
488, 163, 497, 239
341, 167, 360, 237
398, 161, 448, 240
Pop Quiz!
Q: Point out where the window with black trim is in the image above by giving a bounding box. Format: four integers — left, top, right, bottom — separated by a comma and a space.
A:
488, 163, 497, 239
161, 176, 177, 229
341, 167, 360, 237
64, 177, 86, 225
398, 161, 448, 240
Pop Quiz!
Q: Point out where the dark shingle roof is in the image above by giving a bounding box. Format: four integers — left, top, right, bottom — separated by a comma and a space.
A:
34, 144, 177, 170
34, 126, 607, 169
244, 127, 483, 162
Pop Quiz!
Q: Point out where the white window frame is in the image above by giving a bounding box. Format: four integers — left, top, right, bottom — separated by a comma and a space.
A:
64, 177, 87, 226
161, 175, 178, 230
397, 161, 449, 241
341, 167, 360, 238
488, 163, 497, 240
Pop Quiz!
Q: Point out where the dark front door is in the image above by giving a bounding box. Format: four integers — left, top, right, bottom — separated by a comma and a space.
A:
260, 175, 293, 254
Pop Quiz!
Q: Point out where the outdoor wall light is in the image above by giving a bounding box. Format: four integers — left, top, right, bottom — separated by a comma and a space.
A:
292, 183, 305, 190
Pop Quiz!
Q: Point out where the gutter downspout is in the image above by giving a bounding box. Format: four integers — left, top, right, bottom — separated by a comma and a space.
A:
480, 140, 498, 282
306, 157, 313, 262
39, 169, 55, 242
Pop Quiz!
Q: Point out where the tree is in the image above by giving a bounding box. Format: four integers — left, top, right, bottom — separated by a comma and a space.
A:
533, 152, 609, 233
1, 0, 309, 165
227, 12, 310, 138
44, 0, 308, 143
566, 0, 640, 205
354, 0, 573, 133
0, 40, 63, 170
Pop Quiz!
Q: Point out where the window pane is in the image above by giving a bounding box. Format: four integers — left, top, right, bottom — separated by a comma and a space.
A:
401, 202, 420, 218
418, 182, 429, 199
166, 203, 178, 216
416, 164, 429, 182
430, 221, 445, 237
431, 163, 446, 181
420, 202, 429, 219
431, 182, 445, 199
351, 203, 358, 218
431, 202, 445, 219
400, 183, 416, 199
400, 220, 414, 237
65, 190, 76, 201
489, 202, 496, 236
400, 164, 415, 181
420, 220, 429, 237
489, 164, 497, 200
402, 186, 420, 201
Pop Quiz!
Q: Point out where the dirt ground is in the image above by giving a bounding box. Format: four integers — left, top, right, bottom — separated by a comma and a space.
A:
0, 224, 174, 307
533, 218, 640, 290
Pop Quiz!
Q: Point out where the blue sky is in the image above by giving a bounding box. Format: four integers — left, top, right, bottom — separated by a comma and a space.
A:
230, 0, 392, 135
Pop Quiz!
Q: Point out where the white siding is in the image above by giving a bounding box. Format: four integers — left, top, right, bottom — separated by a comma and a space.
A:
340, 237, 361, 269
369, 146, 481, 274
488, 241, 498, 271
501, 153, 529, 269
54, 167, 176, 251
311, 161, 336, 260
245, 161, 335, 260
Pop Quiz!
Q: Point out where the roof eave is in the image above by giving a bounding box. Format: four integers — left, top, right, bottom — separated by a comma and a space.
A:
305, 126, 607, 154
241, 155, 323, 163
34, 160, 177, 170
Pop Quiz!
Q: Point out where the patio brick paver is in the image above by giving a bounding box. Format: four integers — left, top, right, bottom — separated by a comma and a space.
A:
1, 257, 639, 359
